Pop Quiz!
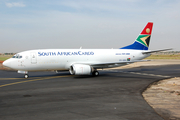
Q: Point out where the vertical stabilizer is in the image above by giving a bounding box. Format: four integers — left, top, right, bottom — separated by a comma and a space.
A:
120, 22, 153, 50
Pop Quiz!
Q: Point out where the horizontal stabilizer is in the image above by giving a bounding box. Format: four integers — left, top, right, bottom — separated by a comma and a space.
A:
142, 48, 172, 54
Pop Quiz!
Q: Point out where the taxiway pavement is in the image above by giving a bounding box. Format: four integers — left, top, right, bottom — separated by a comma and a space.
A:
0, 65, 180, 120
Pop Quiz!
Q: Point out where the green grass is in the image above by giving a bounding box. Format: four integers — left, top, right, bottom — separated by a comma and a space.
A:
0, 55, 13, 61
146, 54, 180, 59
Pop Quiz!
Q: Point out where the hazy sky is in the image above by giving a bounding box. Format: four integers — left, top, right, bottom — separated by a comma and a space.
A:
0, 0, 180, 53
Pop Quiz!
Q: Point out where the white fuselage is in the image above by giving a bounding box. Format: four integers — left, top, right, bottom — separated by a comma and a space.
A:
3, 49, 150, 71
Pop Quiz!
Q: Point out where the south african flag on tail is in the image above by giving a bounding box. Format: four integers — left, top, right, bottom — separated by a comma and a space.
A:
120, 22, 153, 50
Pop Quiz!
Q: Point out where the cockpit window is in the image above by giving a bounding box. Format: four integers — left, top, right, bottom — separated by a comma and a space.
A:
12, 54, 23, 59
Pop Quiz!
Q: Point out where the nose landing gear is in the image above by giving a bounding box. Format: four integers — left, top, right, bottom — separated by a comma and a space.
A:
18, 71, 29, 78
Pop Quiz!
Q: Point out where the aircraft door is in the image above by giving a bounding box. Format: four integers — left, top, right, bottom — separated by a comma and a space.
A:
31, 52, 37, 64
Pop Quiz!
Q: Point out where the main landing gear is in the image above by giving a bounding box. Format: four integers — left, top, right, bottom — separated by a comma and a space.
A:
24, 74, 29, 78
92, 70, 99, 76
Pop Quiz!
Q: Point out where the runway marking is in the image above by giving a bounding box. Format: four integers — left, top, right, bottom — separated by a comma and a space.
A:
0, 78, 25, 80
0, 77, 57, 80
106, 70, 171, 78
0, 75, 71, 88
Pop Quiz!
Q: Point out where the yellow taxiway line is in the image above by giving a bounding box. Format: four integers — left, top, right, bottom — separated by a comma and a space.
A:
0, 78, 25, 80
0, 75, 70, 88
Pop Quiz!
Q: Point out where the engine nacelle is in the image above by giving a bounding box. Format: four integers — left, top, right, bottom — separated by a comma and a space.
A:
69, 64, 92, 75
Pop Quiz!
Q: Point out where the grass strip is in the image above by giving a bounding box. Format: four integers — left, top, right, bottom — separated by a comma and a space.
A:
0, 55, 13, 61
146, 54, 180, 59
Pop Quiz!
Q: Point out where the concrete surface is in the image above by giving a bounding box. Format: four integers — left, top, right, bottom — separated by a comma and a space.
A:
0, 66, 171, 120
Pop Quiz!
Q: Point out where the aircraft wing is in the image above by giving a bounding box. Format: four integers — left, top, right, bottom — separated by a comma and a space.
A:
90, 60, 149, 66
142, 48, 172, 54
75, 60, 150, 69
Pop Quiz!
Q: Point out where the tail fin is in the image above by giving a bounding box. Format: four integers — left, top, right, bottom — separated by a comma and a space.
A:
120, 22, 153, 50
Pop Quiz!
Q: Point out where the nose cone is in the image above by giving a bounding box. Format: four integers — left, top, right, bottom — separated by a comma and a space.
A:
2, 60, 11, 68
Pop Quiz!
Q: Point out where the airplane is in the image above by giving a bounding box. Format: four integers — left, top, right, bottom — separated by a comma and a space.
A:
3, 22, 171, 78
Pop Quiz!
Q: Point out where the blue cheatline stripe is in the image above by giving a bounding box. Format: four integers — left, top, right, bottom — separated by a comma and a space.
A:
120, 41, 148, 50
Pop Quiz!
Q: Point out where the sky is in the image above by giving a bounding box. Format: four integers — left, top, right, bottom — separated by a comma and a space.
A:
0, 0, 180, 53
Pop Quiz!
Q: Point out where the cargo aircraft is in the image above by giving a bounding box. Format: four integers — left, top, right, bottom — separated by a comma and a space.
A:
3, 22, 171, 78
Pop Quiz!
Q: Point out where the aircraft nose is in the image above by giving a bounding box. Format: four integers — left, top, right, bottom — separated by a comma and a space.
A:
2, 60, 11, 68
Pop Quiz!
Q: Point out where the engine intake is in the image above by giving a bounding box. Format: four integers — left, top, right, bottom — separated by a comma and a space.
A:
69, 64, 92, 75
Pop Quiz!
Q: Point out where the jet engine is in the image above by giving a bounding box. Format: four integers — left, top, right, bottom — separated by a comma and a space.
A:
69, 64, 92, 75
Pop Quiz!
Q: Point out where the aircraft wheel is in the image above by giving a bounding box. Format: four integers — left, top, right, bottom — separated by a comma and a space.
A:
92, 71, 99, 76
25, 74, 29, 78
